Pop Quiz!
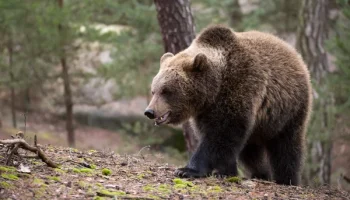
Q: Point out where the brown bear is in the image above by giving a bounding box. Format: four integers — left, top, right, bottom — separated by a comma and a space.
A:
144, 24, 312, 186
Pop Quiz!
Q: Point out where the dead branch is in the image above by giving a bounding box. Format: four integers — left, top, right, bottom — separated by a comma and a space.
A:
341, 174, 350, 184
6, 143, 20, 165
0, 138, 58, 168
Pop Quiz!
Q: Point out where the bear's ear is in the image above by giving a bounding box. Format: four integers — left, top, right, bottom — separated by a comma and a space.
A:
185, 53, 208, 72
160, 52, 174, 64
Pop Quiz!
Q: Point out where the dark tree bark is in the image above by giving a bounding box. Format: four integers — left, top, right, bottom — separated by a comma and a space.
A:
8, 39, 17, 128
297, 0, 332, 186
58, 0, 75, 147
154, 0, 198, 154
154, 0, 195, 54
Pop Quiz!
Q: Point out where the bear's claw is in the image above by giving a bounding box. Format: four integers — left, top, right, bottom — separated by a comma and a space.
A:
174, 168, 207, 178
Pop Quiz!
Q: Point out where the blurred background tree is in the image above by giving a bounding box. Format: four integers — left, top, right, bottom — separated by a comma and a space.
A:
297, 0, 333, 186
0, 0, 349, 190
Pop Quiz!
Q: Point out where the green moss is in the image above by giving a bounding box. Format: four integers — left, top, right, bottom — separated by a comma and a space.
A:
91, 164, 97, 169
147, 195, 160, 199
142, 185, 154, 192
1, 173, 19, 181
88, 149, 98, 153
48, 176, 61, 182
172, 178, 194, 187
35, 186, 47, 198
80, 168, 93, 173
93, 197, 105, 200
0, 181, 12, 189
136, 173, 145, 179
87, 188, 95, 196
98, 189, 126, 196
78, 181, 89, 189
33, 178, 45, 185
96, 182, 103, 187
0, 166, 16, 172
158, 184, 171, 193
226, 176, 242, 184
101, 168, 112, 176
208, 185, 223, 193
73, 167, 93, 174
54, 168, 66, 174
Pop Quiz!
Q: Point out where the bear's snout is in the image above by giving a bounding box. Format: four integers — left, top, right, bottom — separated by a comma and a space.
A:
144, 109, 155, 119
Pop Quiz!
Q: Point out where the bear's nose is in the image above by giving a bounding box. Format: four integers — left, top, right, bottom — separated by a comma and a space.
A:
144, 109, 155, 119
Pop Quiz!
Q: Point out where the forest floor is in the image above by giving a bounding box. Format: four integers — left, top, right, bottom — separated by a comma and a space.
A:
0, 143, 350, 200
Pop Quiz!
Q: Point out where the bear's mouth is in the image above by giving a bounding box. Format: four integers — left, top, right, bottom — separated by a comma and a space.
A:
155, 111, 170, 126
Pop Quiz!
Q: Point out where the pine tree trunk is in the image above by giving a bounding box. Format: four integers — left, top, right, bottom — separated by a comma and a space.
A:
297, 0, 332, 185
297, 0, 330, 81
154, 0, 198, 154
154, 0, 195, 54
58, 0, 75, 147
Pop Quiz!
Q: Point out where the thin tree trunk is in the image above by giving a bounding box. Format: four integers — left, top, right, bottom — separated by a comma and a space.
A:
229, 0, 243, 31
8, 39, 17, 128
58, 0, 75, 147
154, 0, 198, 154
297, 0, 332, 186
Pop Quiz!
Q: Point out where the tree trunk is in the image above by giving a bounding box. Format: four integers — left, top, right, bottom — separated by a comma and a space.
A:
297, 0, 330, 81
297, 0, 332, 186
154, 0, 195, 54
58, 0, 75, 147
228, 0, 243, 31
8, 39, 17, 128
154, 0, 198, 154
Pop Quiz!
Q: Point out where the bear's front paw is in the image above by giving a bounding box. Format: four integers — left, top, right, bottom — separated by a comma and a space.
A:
174, 167, 208, 178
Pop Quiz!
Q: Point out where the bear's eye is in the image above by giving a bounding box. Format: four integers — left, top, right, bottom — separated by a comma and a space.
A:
151, 91, 155, 95
161, 88, 172, 96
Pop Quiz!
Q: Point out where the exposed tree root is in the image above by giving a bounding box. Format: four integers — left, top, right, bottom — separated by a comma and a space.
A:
0, 131, 58, 168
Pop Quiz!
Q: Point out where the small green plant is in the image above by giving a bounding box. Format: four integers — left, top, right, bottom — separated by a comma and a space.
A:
102, 168, 112, 176
48, 176, 61, 182
226, 176, 242, 184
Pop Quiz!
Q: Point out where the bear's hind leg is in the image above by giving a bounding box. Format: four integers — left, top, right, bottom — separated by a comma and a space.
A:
239, 143, 271, 181
266, 121, 305, 186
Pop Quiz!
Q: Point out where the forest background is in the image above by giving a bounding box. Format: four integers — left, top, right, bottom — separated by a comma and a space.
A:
0, 0, 349, 191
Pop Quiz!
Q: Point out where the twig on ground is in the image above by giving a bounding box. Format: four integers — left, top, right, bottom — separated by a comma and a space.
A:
0, 132, 58, 168
136, 145, 150, 159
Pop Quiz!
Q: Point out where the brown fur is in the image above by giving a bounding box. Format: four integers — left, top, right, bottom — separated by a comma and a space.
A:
145, 24, 312, 186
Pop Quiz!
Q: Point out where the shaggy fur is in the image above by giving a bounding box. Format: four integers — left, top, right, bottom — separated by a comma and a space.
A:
145, 24, 312, 186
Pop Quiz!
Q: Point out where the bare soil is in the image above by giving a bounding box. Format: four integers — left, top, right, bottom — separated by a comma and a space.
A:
0, 144, 349, 200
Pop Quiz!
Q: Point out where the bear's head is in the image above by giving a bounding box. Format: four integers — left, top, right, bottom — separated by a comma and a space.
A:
144, 51, 219, 126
